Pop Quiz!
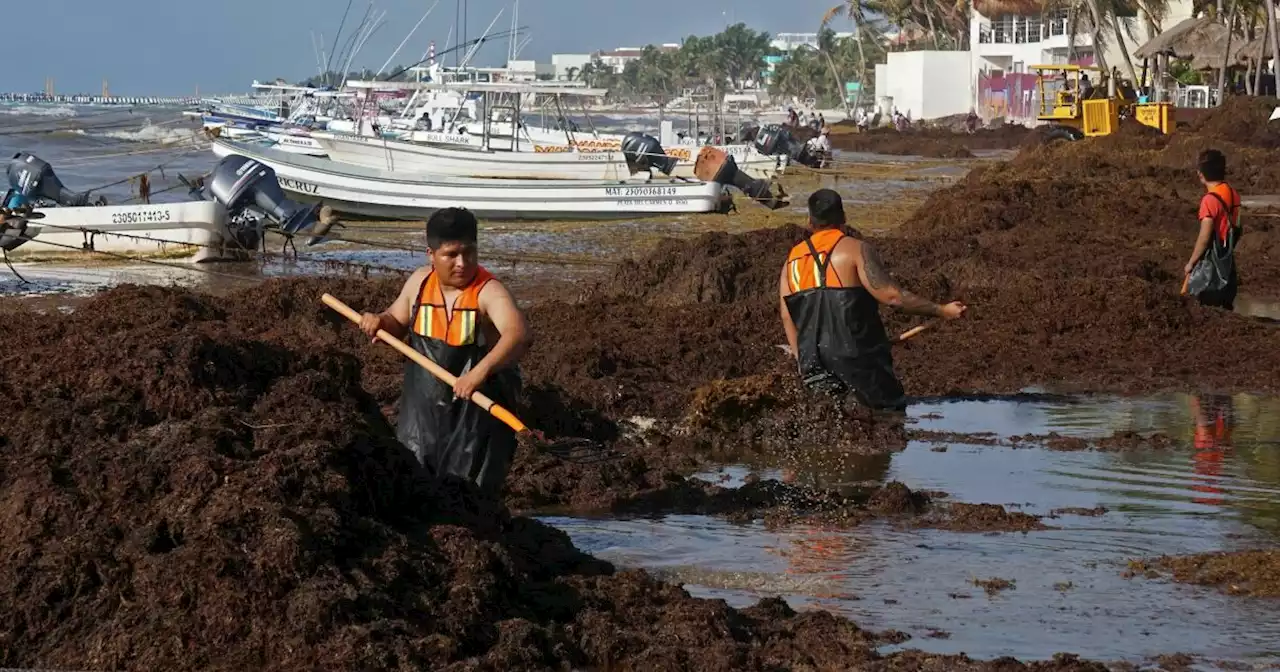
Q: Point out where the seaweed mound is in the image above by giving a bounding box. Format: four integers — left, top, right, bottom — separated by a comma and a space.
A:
0, 284, 887, 671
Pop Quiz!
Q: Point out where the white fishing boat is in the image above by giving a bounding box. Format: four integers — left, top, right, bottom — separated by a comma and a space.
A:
2, 152, 327, 262
314, 80, 788, 181
13, 201, 237, 262
210, 137, 733, 220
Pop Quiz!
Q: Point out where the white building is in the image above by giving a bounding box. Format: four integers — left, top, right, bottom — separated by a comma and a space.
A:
504, 60, 555, 81
769, 32, 855, 53
874, 51, 973, 120
593, 44, 680, 73
552, 53, 592, 80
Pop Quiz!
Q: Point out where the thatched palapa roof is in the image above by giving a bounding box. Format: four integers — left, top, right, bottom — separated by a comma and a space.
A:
1233, 36, 1272, 63
1133, 16, 1245, 69
973, 0, 1047, 18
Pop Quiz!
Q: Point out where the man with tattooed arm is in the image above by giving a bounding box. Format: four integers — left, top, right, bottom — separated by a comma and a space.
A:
779, 189, 966, 411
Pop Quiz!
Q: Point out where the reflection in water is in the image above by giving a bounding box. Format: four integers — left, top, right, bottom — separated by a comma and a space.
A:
1190, 394, 1234, 506
547, 393, 1280, 666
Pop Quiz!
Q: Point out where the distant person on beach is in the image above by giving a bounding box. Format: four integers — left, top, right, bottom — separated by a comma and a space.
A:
778, 189, 966, 411
359, 207, 532, 495
1184, 149, 1242, 311
804, 126, 832, 167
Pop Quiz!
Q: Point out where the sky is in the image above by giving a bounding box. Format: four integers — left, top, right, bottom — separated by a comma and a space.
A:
3, 0, 852, 96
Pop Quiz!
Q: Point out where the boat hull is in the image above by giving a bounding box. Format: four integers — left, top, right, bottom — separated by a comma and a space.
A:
14, 201, 240, 262
312, 131, 786, 182
211, 139, 725, 221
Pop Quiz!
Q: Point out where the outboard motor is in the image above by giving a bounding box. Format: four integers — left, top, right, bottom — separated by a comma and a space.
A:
6, 152, 91, 207
752, 124, 794, 158
0, 208, 35, 252
754, 124, 825, 169
204, 154, 323, 248
620, 132, 679, 176
694, 147, 788, 210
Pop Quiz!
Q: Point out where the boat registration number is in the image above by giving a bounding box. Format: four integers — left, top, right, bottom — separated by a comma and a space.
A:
576, 152, 614, 161
111, 209, 172, 225
605, 186, 679, 197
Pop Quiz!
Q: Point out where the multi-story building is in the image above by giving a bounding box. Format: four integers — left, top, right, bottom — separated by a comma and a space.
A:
592, 44, 681, 73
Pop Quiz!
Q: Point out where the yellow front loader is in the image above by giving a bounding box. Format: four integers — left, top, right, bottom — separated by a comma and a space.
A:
1032, 64, 1173, 140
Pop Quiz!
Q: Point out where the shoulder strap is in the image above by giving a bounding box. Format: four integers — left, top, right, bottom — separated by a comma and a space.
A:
1206, 191, 1242, 252
1208, 191, 1241, 227
801, 233, 841, 289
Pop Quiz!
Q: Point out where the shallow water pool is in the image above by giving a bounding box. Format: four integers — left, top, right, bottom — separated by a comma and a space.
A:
544, 393, 1280, 667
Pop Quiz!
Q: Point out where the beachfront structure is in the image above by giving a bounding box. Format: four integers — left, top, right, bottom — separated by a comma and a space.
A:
970, 0, 1192, 121
593, 45, 681, 73
874, 51, 974, 120
504, 60, 556, 81
769, 32, 855, 53
552, 53, 593, 80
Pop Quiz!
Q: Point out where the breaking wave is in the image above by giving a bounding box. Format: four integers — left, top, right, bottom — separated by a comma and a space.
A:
95, 124, 203, 145
0, 104, 79, 118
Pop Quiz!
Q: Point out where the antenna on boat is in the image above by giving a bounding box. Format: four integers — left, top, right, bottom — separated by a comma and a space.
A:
310, 31, 325, 79
377, 0, 440, 77
514, 33, 532, 59
459, 7, 505, 69
334, 1, 376, 84
454, 0, 461, 69
346, 8, 388, 76
508, 0, 518, 64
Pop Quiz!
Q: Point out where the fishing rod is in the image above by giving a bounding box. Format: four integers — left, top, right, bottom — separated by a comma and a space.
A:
343, 8, 388, 78
459, 7, 506, 69
333, 1, 377, 84
325, 0, 356, 86
377, 0, 441, 77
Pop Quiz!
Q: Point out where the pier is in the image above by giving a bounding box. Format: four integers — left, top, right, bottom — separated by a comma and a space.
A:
0, 92, 256, 106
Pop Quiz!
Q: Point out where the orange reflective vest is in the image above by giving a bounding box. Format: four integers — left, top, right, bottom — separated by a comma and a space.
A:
781, 228, 906, 410
785, 228, 849, 292
411, 266, 494, 346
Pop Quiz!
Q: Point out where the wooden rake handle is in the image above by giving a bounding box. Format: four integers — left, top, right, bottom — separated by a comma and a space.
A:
893, 321, 936, 343
321, 293, 529, 434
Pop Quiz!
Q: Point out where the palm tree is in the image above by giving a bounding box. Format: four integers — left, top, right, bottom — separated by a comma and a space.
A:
816, 27, 855, 116
824, 3, 870, 112
771, 48, 826, 100
713, 23, 773, 89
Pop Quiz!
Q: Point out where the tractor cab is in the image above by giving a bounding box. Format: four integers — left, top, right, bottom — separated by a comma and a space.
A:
1032, 64, 1172, 139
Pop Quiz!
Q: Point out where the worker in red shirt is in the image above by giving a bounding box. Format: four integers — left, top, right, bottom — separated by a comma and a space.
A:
1184, 149, 1242, 310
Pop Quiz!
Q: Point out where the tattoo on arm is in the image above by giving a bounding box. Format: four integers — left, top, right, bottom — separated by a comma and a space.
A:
862, 243, 941, 317
860, 243, 894, 290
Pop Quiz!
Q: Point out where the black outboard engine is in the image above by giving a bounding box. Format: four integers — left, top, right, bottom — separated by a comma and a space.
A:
752, 124, 794, 158
620, 132, 679, 176
6, 152, 91, 207
693, 146, 788, 210
754, 124, 825, 168
0, 209, 33, 252
203, 154, 322, 249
